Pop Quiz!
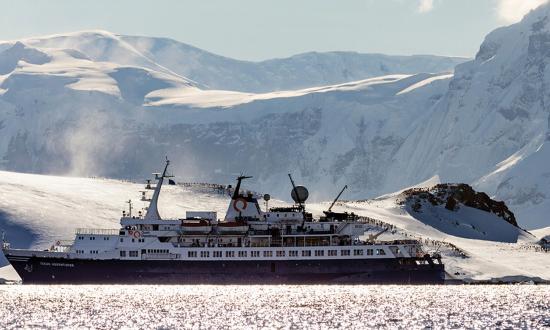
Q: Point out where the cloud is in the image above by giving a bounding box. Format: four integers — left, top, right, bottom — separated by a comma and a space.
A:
417, 0, 434, 13
496, 0, 548, 23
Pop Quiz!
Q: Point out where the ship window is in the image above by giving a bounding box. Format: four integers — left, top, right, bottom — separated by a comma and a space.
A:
78, 236, 84, 240
276, 214, 279, 217
120, 251, 126, 257
238, 251, 247, 257
263, 251, 273, 257
213, 251, 222, 258
129, 251, 138, 257
104, 237, 109, 240
341, 250, 350, 256
90, 237, 95, 240
251, 251, 260, 257
120, 238, 124, 242
367, 249, 374, 256
377, 249, 386, 255
315, 250, 324, 257
188, 251, 197, 258
276, 251, 285, 257
354, 249, 364, 256
328, 250, 337, 256
225, 251, 235, 258
200, 251, 209, 258
132, 239, 135, 243
302, 250, 311, 257
289, 251, 298, 257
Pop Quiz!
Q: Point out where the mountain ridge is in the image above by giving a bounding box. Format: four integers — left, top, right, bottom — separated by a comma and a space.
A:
0, 29, 466, 93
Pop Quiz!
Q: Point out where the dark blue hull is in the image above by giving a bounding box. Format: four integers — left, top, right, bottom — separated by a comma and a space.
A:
6, 255, 445, 284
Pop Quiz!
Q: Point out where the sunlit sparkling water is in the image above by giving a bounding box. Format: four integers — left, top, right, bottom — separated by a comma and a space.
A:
0, 285, 548, 329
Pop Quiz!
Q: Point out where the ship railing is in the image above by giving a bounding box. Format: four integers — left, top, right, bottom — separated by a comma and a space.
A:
75, 228, 121, 236
56, 240, 74, 247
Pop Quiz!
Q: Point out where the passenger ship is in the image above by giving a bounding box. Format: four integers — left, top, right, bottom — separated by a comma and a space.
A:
3, 160, 444, 284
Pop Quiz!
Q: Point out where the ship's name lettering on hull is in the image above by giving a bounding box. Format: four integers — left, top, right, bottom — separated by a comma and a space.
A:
40, 262, 74, 267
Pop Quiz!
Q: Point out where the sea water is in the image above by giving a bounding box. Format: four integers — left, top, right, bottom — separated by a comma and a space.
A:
0, 285, 548, 329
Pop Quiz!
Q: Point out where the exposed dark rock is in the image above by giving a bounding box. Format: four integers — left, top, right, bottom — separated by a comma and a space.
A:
403, 183, 518, 227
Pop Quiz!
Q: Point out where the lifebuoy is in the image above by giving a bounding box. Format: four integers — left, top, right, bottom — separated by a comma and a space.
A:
233, 197, 248, 212
133, 231, 141, 239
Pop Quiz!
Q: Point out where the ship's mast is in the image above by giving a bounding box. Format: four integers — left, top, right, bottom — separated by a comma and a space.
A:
144, 158, 170, 221
232, 175, 252, 199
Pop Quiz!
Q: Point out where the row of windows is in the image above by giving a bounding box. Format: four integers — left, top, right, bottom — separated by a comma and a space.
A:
119, 238, 145, 243
184, 249, 388, 258
75, 250, 100, 254
120, 250, 140, 257
147, 249, 169, 254
77, 236, 110, 241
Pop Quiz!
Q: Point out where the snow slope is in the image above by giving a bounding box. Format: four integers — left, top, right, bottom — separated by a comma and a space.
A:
533, 227, 550, 241
0, 171, 547, 283
308, 194, 549, 283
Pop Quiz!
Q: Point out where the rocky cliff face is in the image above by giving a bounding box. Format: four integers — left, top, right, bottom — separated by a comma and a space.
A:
403, 184, 517, 227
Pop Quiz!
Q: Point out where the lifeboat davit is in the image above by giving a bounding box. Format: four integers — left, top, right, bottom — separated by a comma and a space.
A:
182, 219, 212, 234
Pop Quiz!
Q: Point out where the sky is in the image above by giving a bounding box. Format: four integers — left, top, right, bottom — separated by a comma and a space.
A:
0, 0, 547, 61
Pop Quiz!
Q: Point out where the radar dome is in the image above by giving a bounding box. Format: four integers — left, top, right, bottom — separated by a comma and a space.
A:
291, 186, 309, 203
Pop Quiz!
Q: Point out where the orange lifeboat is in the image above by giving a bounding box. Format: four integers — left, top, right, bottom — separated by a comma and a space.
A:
216, 220, 249, 234
181, 219, 212, 234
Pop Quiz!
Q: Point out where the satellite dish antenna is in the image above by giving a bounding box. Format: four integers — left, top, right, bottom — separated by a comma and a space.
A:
291, 186, 309, 203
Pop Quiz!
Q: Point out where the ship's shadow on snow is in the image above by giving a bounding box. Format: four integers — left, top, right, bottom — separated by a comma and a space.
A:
0, 209, 36, 249
404, 204, 521, 243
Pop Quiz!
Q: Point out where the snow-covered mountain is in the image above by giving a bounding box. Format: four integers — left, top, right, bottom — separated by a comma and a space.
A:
0, 32, 454, 201
0, 171, 547, 283
1, 30, 465, 93
387, 4, 550, 229
2, 4, 550, 230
